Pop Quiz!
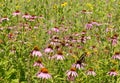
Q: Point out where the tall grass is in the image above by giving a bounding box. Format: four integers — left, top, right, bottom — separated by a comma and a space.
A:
0, 0, 120, 83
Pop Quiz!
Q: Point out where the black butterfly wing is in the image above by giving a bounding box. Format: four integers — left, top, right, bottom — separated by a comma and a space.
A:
79, 53, 86, 63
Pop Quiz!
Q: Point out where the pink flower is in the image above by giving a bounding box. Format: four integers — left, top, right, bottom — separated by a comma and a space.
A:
66, 67, 78, 81
13, 10, 21, 16
8, 33, 14, 39
72, 60, 85, 69
33, 59, 44, 68
52, 51, 64, 60
73, 33, 80, 36
29, 15, 37, 21
52, 36, 60, 42
39, 15, 44, 19
77, 45, 83, 49
106, 27, 113, 32
108, 69, 118, 76
51, 27, 59, 32
111, 38, 118, 46
32, 46, 42, 57
112, 52, 120, 60
86, 36, 91, 39
1, 16, 9, 22
10, 47, 16, 54
85, 22, 93, 30
47, 30, 52, 34
87, 68, 96, 76
91, 21, 101, 26
49, 36, 60, 46
36, 68, 52, 79
34, 26, 38, 29
44, 48, 53, 53
80, 36, 87, 43
111, 34, 118, 46
44, 45, 53, 53
81, 30, 86, 35
22, 13, 31, 19
81, 10, 92, 14
107, 13, 112, 18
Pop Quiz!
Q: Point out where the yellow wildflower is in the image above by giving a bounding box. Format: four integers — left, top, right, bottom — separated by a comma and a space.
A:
53, 4, 57, 9
72, 55, 78, 59
86, 3, 93, 10
93, 49, 98, 53
61, 2, 67, 7
95, 65, 100, 69
111, 60, 118, 65
0, 3, 3, 7
27, 0, 31, 3
86, 51, 91, 56
16, 5, 21, 9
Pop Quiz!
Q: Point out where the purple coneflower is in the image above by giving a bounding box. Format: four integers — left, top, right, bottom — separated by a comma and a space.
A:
81, 30, 86, 35
73, 32, 80, 36
36, 68, 52, 79
22, 13, 31, 19
52, 51, 65, 60
111, 34, 118, 46
81, 10, 92, 14
44, 45, 53, 53
112, 52, 120, 60
29, 15, 37, 21
108, 69, 118, 76
72, 60, 85, 69
52, 36, 60, 42
1, 16, 9, 22
8, 33, 14, 39
13, 10, 21, 16
51, 27, 59, 32
32, 46, 42, 57
85, 22, 93, 30
66, 67, 78, 81
80, 36, 87, 43
10, 47, 16, 54
106, 27, 113, 32
87, 68, 96, 76
33, 59, 44, 68
107, 13, 112, 18
77, 45, 83, 49
91, 20, 101, 26
47, 30, 52, 34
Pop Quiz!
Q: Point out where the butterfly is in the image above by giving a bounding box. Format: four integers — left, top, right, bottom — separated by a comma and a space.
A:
75, 53, 86, 65
79, 53, 86, 63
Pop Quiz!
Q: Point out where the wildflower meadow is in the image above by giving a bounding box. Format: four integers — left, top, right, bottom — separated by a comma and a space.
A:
0, 0, 120, 83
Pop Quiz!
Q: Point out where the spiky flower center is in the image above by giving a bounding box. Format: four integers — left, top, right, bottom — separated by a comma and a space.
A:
57, 51, 63, 55
76, 60, 82, 64
82, 10, 86, 13
34, 46, 39, 51
41, 68, 48, 73
89, 68, 93, 71
115, 52, 120, 55
48, 45, 53, 49
24, 13, 29, 15
70, 67, 76, 71
110, 69, 116, 72
36, 59, 42, 63
15, 10, 20, 13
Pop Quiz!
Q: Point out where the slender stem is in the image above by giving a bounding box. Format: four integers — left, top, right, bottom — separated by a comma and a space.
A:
27, 55, 31, 83
43, 79, 46, 83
